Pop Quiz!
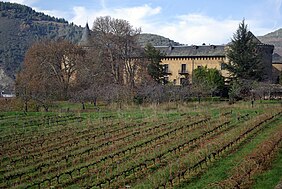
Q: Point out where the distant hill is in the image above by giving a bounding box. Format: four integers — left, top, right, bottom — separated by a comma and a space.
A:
258, 28, 282, 56
137, 33, 182, 47
0, 2, 83, 91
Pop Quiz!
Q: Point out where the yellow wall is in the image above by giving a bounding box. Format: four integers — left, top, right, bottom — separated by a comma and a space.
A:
273, 63, 282, 72
160, 56, 228, 85
272, 63, 282, 82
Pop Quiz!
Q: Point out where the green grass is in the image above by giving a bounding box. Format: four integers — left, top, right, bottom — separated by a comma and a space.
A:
176, 115, 282, 189
252, 148, 282, 189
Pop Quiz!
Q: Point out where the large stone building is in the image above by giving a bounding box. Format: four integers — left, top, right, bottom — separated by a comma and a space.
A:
79, 24, 278, 85
155, 34, 275, 85
156, 45, 227, 85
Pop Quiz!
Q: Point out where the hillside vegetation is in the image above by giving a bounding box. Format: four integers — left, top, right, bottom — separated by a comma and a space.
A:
0, 2, 83, 90
137, 33, 182, 47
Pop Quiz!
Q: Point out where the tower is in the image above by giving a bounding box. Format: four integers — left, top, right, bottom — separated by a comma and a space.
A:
79, 23, 92, 48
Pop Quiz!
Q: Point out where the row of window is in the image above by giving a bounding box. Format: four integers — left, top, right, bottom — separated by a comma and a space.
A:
163, 64, 188, 73
163, 63, 225, 73
163, 77, 188, 85
163, 64, 203, 74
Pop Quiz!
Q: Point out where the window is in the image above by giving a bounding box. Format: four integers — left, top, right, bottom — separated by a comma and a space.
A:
181, 64, 187, 73
220, 63, 226, 70
163, 64, 169, 73
180, 78, 188, 86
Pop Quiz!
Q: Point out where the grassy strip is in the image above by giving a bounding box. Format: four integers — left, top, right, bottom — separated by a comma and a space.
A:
251, 147, 282, 189
176, 115, 282, 189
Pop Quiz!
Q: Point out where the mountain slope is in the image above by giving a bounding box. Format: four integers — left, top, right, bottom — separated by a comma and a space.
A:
0, 2, 83, 91
258, 28, 282, 56
137, 33, 182, 47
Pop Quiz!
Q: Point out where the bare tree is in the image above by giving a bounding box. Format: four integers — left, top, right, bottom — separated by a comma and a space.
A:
16, 40, 85, 111
15, 73, 32, 112
92, 16, 143, 88
71, 45, 111, 108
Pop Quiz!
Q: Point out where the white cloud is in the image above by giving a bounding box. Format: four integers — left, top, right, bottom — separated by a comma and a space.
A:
248, 0, 282, 31
68, 4, 241, 45
269, 0, 282, 29
4, 0, 276, 45
246, 19, 274, 37
71, 6, 89, 26
70, 4, 161, 29
269, 0, 282, 18
154, 14, 240, 45
136, 12, 276, 45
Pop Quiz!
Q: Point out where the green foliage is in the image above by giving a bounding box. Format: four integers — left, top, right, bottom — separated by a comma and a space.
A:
225, 19, 263, 81
145, 43, 165, 83
192, 66, 225, 96
133, 95, 144, 105
228, 80, 242, 103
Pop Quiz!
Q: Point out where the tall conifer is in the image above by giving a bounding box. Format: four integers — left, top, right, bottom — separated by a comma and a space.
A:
145, 43, 165, 83
225, 20, 263, 81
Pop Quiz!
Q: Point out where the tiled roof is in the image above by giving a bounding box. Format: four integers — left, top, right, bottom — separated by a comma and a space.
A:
248, 31, 262, 44
155, 45, 225, 57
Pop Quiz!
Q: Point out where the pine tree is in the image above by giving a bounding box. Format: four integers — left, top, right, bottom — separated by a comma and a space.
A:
145, 43, 165, 83
225, 19, 263, 81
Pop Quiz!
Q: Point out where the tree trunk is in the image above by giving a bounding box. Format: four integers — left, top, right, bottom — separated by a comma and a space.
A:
93, 97, 97, 107
43, 105, 49, 112
24, 99, 28, 112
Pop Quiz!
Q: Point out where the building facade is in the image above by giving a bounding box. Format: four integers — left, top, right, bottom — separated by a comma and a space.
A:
156, 36, 275, 85
79, 24, 276, 85
156, 45, 228, 85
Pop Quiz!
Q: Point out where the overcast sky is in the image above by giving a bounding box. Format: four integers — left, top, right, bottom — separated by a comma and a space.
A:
2, 0, 282, 45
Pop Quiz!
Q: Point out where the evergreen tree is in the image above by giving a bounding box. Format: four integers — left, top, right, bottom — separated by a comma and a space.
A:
225, 19, 263, 81
145, 43, 165, 83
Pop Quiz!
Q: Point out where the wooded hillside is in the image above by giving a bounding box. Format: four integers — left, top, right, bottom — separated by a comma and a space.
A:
0, 2, 83, 90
